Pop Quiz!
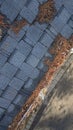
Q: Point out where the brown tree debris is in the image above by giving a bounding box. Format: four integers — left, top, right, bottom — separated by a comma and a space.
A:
8, 35, 73, 130
0, 14, 9, 28
11, 19, 28, 34
45, 35, 73, 69
0, 14, 10, 40
0, 13, 28, 36
37, 0, 56, 23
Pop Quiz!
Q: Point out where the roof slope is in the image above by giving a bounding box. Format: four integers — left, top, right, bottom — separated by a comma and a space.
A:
0, 0, 73, 130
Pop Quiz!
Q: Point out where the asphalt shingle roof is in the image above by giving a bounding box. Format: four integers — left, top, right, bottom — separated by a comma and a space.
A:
0, 0, 73, 129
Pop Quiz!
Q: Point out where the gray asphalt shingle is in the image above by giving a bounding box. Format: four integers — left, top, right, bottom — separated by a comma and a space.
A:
1, 36, 18, 54
26, 25, 43, 43
58, 7, 71, 24
27, 54, 40, 67
20, 6, 36, 23
1, 1, 19, 22
30, 68, 40, 79
16, 70, 29, 81
16, 40, 32, 57
13, 94, 28, 106
51, 16, 65, 32
9, 77, 24, 91
63, 0, 73, 14
0, 0, 5, 5
0, 54, 7, 68
0, 97, 11, 109
2, 87, 17, 101
37, 0, 47, 4
9, 50, 26, 67
0, 108, 5, 120
61, 24, 73, 39
27, 0, 39, 15
0, 62, 18, 79
0, 74, 10, 90
40, 32, 54, 47
32, 42, 47, 59
20, 62, 34, 75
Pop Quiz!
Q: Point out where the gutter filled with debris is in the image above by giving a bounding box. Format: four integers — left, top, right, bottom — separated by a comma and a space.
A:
8, 35, 73, 130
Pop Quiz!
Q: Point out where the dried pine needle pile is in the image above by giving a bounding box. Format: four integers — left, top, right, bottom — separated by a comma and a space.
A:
0, 14, 9, 40
0, 14, 9, 28
37, 0, 56, 23
11, 19, 28, 34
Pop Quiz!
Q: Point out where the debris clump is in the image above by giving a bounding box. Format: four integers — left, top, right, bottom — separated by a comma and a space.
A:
11, 19, 28, 34
0, 13, 10, 40
0, 13, 28, 36
0, 14, 9, 28
37, 0, 56, 23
